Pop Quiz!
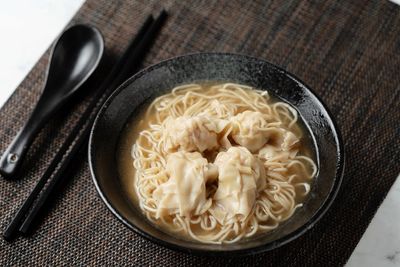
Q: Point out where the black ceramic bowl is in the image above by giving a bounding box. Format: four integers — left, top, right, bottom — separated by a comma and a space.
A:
89, 53, 344, 256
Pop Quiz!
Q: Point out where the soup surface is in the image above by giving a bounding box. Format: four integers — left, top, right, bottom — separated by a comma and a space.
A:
118, 83, 317, 244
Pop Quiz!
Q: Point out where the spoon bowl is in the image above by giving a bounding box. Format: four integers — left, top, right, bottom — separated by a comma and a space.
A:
44, 24, 104, 102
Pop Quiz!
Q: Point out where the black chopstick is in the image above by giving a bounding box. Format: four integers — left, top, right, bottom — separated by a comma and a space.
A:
3, 10, 167, 240
19, 10, 167, 235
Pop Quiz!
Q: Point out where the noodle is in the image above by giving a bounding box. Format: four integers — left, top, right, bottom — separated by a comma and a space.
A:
130, 83, 317, 244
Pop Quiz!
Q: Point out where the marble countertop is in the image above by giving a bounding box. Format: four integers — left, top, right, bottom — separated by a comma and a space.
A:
347, 178, 400, 266
0, 0, 84, 108
0, 1, 398, 266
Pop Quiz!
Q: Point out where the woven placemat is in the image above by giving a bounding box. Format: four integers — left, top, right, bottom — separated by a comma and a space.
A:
1, 0, 400, 266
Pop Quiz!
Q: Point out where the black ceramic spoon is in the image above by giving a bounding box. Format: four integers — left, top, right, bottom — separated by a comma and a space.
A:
0, 24, 104, 179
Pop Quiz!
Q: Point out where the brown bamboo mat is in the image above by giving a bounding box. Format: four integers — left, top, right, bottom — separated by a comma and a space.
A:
1, 0, 400, 266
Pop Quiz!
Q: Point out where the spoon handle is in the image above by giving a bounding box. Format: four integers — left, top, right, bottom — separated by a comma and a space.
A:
0, 95, 54, 178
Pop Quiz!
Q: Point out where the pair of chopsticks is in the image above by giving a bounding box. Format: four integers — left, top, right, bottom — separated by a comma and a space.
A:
3, 10, 167, 241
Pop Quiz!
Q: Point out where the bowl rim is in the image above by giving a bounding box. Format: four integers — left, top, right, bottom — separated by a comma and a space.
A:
88, 52, 345, 256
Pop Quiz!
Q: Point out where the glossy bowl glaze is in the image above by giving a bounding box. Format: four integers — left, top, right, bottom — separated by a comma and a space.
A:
88, 53, 344, 256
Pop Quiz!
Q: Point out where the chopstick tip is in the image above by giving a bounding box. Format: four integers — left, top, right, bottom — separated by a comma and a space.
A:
159, 9, 168, 18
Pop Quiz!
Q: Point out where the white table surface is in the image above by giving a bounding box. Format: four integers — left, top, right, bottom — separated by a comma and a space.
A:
0, 1, 399, 265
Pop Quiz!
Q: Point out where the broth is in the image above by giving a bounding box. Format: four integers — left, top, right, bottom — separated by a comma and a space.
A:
117, 83, 317, 243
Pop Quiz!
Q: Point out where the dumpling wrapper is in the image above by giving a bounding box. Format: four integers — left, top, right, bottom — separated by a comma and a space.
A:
153, 151, 217, 218
231, 111, 270, 152
164, 116, 229, 152
259, 131, 299, 160
281, 131, 299, 151
210, 146, 266, 224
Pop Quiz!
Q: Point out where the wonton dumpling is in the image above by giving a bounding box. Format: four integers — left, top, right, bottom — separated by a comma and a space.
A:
211, 147, 266, 223
264, 126, 299, 147
164, 116, 228, 152
258, 144, 296, 162
231, 111, 270, 152
153, 152, 217, 218
281, 131, 299, 151
258, 131, 299, 162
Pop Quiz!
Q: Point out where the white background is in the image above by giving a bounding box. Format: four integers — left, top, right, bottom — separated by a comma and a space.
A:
0, 0, 84, 107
